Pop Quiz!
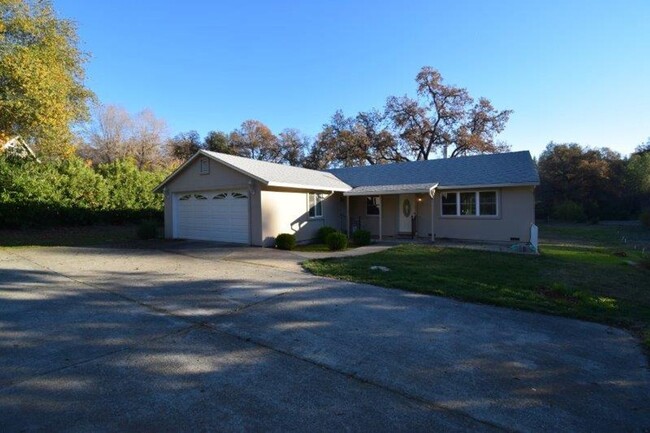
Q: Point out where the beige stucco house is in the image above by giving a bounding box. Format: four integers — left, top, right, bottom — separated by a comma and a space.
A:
154, 150, 540, 247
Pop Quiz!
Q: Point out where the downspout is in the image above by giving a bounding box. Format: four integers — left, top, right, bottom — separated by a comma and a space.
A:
379, 196, 383, 241
429, 184, 438, 242
346, 195, 350, 237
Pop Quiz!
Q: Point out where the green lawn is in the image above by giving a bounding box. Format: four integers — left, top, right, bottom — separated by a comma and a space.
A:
293, 243, 336, 252
293, 243, 361, 252
303, 223, 650, 348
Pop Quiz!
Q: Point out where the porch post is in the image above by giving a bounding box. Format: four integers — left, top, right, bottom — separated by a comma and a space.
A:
346, 195, 350, 238
431, 194, 435, 242
379, 196, 383, 241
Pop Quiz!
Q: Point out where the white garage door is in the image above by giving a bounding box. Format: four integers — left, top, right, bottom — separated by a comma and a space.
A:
174, 190, 250, 243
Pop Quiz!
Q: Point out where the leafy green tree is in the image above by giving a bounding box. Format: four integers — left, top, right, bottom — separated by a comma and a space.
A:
0, 0, 94, 158
626, 138, 650, 211
537, 142, 628, 220
204, 130, 233, 154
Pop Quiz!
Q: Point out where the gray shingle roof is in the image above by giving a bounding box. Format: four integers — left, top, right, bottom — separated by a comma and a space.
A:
155, 150, 538, 194
202, 151, 351, 191
328, 151, 539, 189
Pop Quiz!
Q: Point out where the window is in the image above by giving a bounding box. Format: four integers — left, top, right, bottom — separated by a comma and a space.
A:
179, 194, 192, 201
231, 192, 248, 199
213, 193, 227, 200
308, 193, 324, 218
479, 191, 497, 216
194, 194, 207, 200
440, 191, 498, 217
366, 196, 380, 215
200, 157, 210, 174
441, 192, 457, 215
460, 192, 476, 215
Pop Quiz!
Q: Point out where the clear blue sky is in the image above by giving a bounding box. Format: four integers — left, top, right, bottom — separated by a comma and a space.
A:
56, 0, 649, 158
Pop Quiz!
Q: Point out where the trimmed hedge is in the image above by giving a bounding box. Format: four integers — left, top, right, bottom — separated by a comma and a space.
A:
275, 233, 297, 250
316, 226, 337, 244
351, 229, 371, 246
0, 157, 167, 228
326, 231, 348, 251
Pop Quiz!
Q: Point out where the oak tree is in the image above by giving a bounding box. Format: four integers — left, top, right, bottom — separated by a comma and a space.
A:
229, 120, 281, 162
386, 67, 511, 160
306, 110, 405, 168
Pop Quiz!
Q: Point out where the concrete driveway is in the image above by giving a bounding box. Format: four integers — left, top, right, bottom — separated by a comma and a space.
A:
0, 243, 648, 432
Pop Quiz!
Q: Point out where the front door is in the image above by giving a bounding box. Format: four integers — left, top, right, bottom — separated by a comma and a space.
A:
399, 194, 415, 233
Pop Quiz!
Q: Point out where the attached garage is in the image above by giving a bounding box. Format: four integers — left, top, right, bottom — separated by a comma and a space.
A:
174, 190, 250, 243
154, 150, 351, 246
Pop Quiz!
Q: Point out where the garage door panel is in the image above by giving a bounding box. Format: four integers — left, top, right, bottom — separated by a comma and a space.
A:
175, 190, 250, 243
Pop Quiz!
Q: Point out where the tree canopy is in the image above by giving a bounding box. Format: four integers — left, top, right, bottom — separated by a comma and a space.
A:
305, 110, 405, 169
536, 142, 634, 221
386, 67, 512, 160
80, 104, 168, 169
0, 0, 94, 158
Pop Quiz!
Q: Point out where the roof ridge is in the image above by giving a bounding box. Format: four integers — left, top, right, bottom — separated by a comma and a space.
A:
327, 151, 531, 172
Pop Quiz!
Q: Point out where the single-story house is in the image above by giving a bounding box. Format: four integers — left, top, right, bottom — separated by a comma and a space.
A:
154, 150, 540, 247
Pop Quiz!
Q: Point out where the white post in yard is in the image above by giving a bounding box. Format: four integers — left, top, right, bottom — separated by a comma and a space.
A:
530, 224, 538, 251
379, 196, 383, 241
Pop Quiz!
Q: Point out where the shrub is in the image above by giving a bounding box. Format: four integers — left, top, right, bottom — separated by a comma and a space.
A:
640, 209, 650, 228
136, 220, 159, 239
351, 229, 371, 246
552, 200, 586, 222
0, 157, 167, 228
316, 226, 337, 244
275, 233, 296, 250
326, 231, 348, 251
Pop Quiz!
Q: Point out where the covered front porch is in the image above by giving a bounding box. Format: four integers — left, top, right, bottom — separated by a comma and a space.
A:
344, 183, 438, 242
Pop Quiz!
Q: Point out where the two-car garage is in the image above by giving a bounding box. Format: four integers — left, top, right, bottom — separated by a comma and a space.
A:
173, 190, 250, 244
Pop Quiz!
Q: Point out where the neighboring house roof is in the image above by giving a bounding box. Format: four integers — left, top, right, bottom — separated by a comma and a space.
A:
155, 150, 539, 195
328, 151, 539, 196
1, 136, 39, 162
154, 150, 352, 193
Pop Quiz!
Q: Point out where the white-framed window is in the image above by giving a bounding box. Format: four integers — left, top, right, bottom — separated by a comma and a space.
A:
479, 191, 497, 216
440, 191, 499, 217
200, 157, 210, 175
366, 196, 380, 215
441, 192, 457, 215
308, 193, 325, 218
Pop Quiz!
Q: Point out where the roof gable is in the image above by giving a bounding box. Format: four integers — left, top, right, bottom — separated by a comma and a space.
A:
154, 150, 351, 193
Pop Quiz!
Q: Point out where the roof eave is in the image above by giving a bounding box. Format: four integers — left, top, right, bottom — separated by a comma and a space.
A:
344, 187, 433, 196
343, 181, 539, 196
266, 181, 351, 192
436, 182, 539, 190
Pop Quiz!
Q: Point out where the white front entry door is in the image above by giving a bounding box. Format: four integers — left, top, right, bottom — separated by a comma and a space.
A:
399, 194, 415, 233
